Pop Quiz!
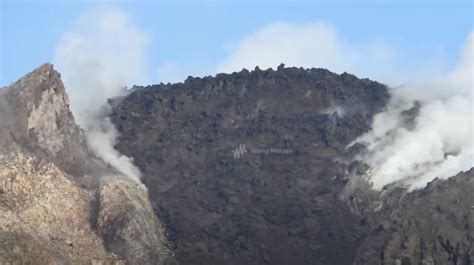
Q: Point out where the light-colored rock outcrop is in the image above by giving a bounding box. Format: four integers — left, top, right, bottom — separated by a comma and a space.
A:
0, 152, 119, 264
0, 63, 100, 179
97, 178, 175, 264
0, 64, 175, 264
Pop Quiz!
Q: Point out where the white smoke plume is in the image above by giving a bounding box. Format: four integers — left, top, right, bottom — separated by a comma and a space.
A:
354, 32, 473, 190
54, 6, 149, 181
219, 22, 473, 190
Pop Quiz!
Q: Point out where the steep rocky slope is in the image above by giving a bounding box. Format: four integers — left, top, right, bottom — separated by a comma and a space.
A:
0, 64, 174, 264
0, 64, 99, 179
111, 65, 473, 265
0, 152, 118, 264
353, 169, 474, 265
1, 63, 472, 264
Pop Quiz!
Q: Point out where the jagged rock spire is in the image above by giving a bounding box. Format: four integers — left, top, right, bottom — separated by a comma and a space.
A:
0, 63, 92, 176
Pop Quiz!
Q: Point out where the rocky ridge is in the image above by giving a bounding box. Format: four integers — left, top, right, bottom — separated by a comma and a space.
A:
0, 64, 174, 264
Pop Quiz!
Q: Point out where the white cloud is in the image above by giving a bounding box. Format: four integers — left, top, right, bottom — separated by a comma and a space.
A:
217, 22, 398, 81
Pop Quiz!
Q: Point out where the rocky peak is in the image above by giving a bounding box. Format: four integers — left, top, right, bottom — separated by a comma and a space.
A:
0, 63, 96, 177
14, 64, 79, 151
0, 64, 175, 264
9, 63, 68, 103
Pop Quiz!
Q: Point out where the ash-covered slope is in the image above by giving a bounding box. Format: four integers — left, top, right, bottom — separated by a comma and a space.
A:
111, 65, 473, 265
0, 64, 175, 264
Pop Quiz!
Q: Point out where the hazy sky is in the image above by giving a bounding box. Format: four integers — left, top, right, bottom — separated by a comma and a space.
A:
1, 0, 473, 86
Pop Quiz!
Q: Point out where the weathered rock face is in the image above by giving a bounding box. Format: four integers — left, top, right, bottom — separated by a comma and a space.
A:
97, 178, 175, 265
0, 64, 94, 177
354, 169, 474, 265
0, 64, 174, 264
111, 65, 473, 265
0, 152, 118, 264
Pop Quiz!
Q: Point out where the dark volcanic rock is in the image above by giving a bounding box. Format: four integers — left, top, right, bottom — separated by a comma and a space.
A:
112, 65, 473, 264
111, 66, 391, 264
354, 169, 474, 265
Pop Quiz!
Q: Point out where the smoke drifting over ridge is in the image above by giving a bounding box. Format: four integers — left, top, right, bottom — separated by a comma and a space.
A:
219, 23, 473, 190
354, 32, 474, 190
54, 6, 149, 181
53, 7, 472, 190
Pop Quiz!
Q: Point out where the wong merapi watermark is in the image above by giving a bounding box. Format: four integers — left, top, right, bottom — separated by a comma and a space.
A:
231, 144, 292, 159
